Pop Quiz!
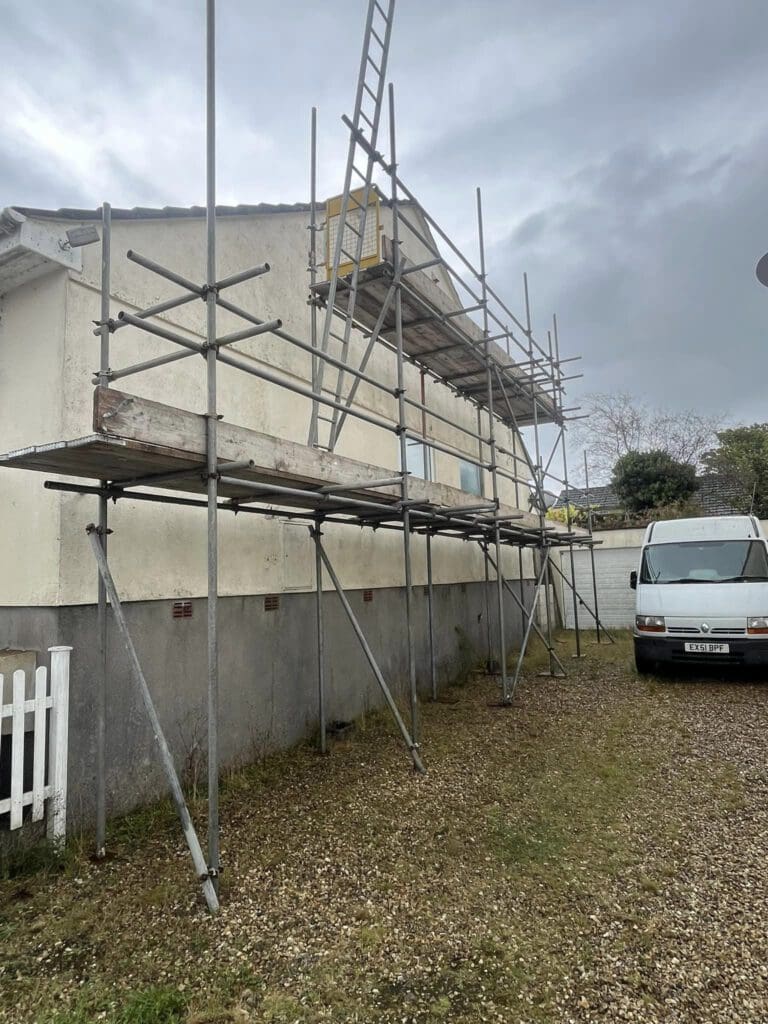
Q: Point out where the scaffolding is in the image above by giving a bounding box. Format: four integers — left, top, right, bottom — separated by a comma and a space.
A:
0, 0, 613, 913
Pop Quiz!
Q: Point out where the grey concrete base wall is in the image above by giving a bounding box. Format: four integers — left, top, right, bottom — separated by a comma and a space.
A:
0, 579, 533, 830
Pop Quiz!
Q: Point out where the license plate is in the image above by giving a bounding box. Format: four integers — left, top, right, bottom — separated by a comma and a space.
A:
684, 642, 730, 654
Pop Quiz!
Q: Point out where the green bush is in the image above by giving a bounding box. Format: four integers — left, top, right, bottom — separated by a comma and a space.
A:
612, 450, 697, 513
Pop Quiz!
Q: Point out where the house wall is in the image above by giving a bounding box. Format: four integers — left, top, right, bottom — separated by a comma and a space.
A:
0, 270, 68, 606
0, 578, 533, 826
3, 209, 532, 608
0, 207, 539, 830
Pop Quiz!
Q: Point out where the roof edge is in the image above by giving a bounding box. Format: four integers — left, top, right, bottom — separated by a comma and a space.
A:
10, 196, 406, 223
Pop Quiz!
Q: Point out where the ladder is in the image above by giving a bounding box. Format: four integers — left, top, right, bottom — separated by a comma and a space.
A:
308, 0, 396, 451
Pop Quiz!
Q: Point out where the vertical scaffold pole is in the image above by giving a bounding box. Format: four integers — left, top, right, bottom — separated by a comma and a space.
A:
205, 0, 220, 895
426, 530, 437, 701
95, 200, 111, 859
584, 450, 602, 644
509, 399, 526, 647
479, 406, 495, 669
477, 188, 509, 701
420, 371, 437, 701
309, 107, 319, 395
86, 528, 220, 913
524, 273, 557, 677
482, 541, 493, 670
553, 315, 582, 657
389, 83, 420, 748
312, 521, 327, 753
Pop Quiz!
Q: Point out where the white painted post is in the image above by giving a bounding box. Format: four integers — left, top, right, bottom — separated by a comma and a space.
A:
32, 666, 48, 822
47, 647, 72, 847
10, 670, 25, 830
0, 674, 4, 810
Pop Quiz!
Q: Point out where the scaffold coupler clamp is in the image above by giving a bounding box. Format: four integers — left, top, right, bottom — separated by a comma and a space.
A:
85, 523, 113, 538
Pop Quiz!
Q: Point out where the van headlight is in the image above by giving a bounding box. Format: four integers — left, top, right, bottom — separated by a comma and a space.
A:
747, 617, 768, 634
636, 615, 665, 633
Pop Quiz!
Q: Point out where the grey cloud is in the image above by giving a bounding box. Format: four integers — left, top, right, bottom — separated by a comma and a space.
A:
1, 0, 767, 475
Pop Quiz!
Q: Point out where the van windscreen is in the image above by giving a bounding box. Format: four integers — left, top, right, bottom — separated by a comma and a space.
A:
641, 540, 768, 584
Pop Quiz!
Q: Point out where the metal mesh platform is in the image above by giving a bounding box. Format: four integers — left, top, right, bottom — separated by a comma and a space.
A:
312, 238, 559, 428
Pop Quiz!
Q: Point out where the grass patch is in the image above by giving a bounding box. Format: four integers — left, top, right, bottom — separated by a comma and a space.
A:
39, 986, 186, 1024
487, 708, 650, 880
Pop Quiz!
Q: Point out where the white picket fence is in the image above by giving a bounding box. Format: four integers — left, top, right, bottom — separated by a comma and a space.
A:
0, 646, 71, 845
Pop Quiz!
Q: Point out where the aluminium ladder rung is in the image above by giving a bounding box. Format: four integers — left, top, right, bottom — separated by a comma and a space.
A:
373, 0, 389, 21
366, 54, 382, 76
370, 26, 385, 49
341, 218, 362, 239
363, 81, 378, 103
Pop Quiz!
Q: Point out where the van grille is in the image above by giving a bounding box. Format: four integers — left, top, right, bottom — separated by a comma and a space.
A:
668, 625, 746, 636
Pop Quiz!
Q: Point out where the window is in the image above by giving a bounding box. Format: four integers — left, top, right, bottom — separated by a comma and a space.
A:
404, 438, 432, 481
640, 540, 768, 584
459, 458, 482, 496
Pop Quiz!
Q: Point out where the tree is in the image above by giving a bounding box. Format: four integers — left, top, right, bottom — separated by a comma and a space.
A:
572, 393, 722, 482
703, 424, 768, 518
612, 450, 698, 513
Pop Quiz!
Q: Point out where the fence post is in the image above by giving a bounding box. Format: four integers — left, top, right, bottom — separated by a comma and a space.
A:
47, 646, 72, 848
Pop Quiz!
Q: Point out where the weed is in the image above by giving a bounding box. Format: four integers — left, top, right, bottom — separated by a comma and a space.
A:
118, 987, 187, 1024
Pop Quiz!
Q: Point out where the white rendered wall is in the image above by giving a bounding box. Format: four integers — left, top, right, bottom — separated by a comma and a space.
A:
4, 209, 534, 605
0, 271, 68, 605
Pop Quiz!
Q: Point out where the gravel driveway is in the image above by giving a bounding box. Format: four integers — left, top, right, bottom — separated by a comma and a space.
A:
1, 633, 766, 1023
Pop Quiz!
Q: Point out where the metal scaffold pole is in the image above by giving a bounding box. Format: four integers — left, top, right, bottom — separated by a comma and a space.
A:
312, 521, 327, 753
0, 0, 605, 919
477, 187, 509, 702
205, 0, 220, 897
86, 527, 220, 913
584, 450, 602, 644
524, 273, 560, 678
309, 106, 319, 395
389, 83, 420, 751
552, 315, 582, 657
420, 370, 437, 701
95, 200, 111, 859
482, 540, 493, 670
426, 530, 437, 701
317, 538, 425, 774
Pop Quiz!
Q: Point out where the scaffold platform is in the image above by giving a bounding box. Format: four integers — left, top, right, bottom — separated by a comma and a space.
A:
0, 387, 550, 532
312, 237, 558, 429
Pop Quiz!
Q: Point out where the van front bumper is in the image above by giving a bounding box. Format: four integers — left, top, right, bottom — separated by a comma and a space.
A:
635, 634, 768, 667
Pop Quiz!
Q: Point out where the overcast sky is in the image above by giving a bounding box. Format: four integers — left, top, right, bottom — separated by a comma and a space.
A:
2, 0, 768, 479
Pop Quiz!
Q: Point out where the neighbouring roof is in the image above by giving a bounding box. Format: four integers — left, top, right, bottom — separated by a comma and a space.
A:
555, 474, 746, 517
554, 483, 623, 513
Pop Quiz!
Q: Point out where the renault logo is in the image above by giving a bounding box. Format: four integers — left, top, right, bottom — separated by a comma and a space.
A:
701, 622, 711, 633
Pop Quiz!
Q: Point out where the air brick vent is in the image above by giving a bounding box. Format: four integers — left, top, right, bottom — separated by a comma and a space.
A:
264, 594, 280, 612
363, 589, 374, 603
172, 600, 192, 619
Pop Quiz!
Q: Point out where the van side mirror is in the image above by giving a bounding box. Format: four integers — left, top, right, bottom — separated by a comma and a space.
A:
629, 571, 637, 590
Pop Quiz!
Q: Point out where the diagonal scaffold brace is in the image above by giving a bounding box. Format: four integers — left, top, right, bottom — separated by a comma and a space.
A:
479, 543, 567, 677
547, 555, 616, 644
86, 524, 220, 914
315, 535, 425, 775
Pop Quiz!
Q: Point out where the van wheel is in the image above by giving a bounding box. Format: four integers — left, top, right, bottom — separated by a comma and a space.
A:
635, 654, 655, 675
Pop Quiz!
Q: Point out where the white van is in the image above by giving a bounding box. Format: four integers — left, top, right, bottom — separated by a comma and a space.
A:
631, 515, 768, 672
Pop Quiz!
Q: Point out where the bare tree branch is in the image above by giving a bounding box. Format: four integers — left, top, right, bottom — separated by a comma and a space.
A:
572, 393, 724, 483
